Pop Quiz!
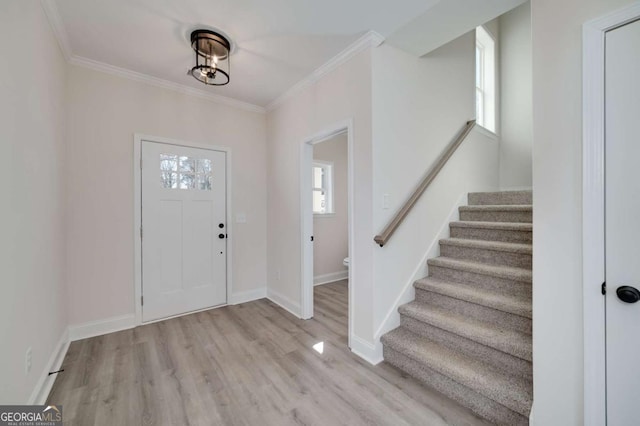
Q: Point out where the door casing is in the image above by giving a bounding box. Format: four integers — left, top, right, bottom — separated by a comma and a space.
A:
582, 4, 640, 425
133, 134, 233, 326
300, 119, 355, 349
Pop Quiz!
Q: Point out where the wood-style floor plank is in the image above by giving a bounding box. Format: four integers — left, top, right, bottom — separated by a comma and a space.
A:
48, 280, 491, 425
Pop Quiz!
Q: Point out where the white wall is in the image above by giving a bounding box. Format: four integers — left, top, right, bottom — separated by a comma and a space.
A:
499, 1, 532, 189
371, 33, 500, 342
266, 49, 375, 343
0, 2, 68, 403
387, 0, 527, 57
65, 66, 267, 325
531, 0, 635, 424
313, 133, 349, 281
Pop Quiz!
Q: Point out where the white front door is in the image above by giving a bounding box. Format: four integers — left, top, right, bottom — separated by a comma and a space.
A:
141, 141, 227, 322
605, 18, 640, 426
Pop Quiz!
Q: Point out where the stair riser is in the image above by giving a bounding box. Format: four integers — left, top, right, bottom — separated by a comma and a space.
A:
440, 244, 532, 269
459, 210, 532, 223
450, 226, 532, 244
383, 347, 529, 425
468, 191, 532, 206
401, 316, 532, 380
415, 290, 532, 335
428, 263, 531, 298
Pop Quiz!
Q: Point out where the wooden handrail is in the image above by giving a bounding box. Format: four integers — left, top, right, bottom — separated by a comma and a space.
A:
374, 120, 477, 247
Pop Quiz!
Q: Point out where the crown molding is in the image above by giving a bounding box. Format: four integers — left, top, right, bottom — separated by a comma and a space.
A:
265, 30, 385, 112
40, 0, 265, 114
40, 0, 383, 115
68, 55, 266, 113
40, 0, 73, 61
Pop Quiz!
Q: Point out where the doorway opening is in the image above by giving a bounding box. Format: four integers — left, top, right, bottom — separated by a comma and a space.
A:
300, 121, 354, 349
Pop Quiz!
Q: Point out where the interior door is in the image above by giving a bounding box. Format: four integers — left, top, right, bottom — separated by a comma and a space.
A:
605, 18, 640, 426
141, 141, 227, 322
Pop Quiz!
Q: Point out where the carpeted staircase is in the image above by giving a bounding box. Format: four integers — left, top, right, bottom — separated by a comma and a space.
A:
381, 190, 532, 425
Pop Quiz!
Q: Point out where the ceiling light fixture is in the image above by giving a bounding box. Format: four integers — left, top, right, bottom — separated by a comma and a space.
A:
189, 29, 231, 86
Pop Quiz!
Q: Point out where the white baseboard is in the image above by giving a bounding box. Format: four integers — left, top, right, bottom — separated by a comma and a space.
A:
68, 314, 136, 341
267, 288, 302, 318
228, 287, 267, 305
28, 328, 70, 405
374, 192, 467, 341
350, 334, 383, 365
313, 270, 348, 286
29, 313, 136, 403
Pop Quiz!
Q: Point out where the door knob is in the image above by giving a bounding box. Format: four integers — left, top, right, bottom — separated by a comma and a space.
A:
616, 286, 640, 303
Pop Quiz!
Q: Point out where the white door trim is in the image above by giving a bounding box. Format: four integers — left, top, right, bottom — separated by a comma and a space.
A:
300, 119, 354, 349
583, 4, 640, 425
133, 134, 233, 326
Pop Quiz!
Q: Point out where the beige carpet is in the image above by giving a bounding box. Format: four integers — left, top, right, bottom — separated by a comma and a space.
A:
381, 190, 533, 425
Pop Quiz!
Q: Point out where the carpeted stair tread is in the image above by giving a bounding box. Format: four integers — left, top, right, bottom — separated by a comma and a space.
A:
428, 257, 532, 283
468, 191, 532, 206
398, 301, 532, 360
414, 277, 532, 318
440, 238, 532, 254
449, 221, 533, 243
439, 238, 532, 268
459, 204, 532, 223
449, 221, 533, 231
459, 205, 532, 213
381, 328, 532, 416
383, 347, 529, 425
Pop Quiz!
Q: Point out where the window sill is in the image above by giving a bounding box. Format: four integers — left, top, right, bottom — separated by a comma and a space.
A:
474, 124, 499, 141
314, 213, 336, 218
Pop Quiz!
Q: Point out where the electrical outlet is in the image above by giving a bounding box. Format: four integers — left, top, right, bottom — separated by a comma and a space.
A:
383, 193, 390, 209
25, 347, 32, 374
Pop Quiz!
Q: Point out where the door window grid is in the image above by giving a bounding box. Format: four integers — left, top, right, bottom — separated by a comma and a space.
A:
160, 154, 212, 190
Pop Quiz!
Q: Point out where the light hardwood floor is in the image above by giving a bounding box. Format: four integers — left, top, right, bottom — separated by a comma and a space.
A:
48, 280, 491, 425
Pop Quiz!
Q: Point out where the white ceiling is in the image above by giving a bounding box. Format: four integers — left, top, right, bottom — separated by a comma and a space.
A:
52, 0, 441, 108
50, 0, 525, 110
388, 0, 527, 56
